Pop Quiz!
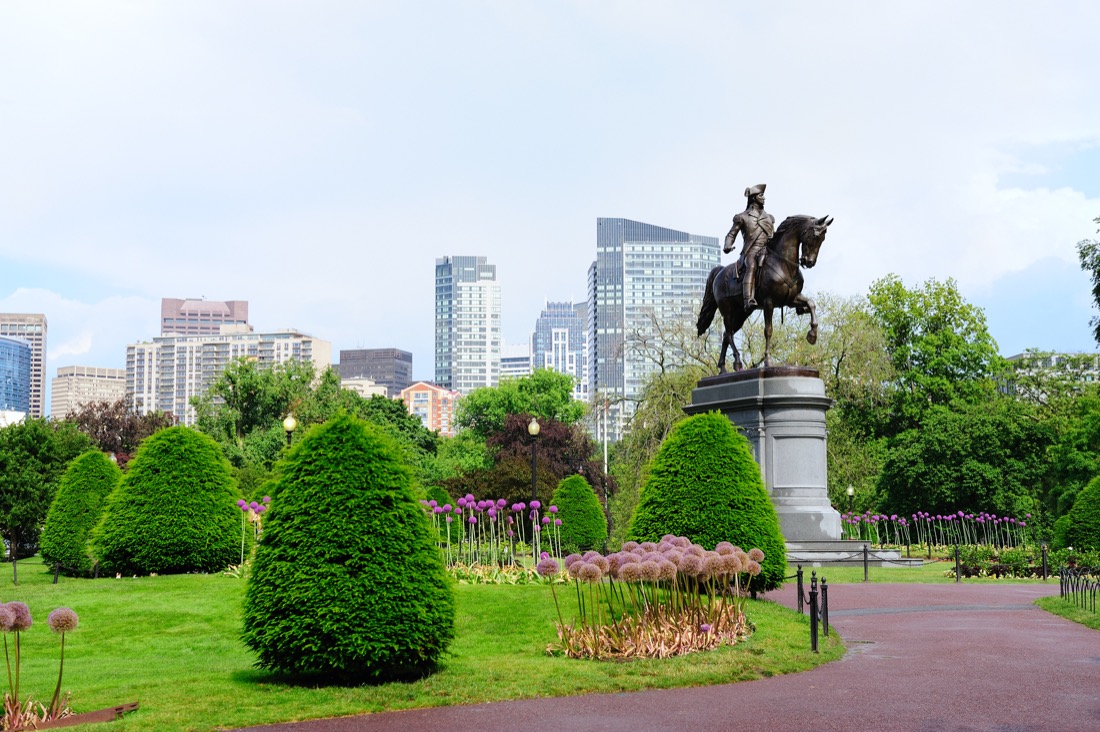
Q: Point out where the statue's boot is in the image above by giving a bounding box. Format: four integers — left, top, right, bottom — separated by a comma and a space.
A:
744, 269, 758, 309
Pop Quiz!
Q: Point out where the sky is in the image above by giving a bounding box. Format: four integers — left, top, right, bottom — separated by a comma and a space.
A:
2, 1, 1099, 413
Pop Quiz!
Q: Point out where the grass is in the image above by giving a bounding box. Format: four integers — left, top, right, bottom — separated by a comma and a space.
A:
1034, 595, 1100, 631
788, 558, 1058, 584
0, 561, 842, 731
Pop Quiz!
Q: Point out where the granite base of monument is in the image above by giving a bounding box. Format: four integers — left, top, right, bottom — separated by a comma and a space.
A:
685, 366, 842, 542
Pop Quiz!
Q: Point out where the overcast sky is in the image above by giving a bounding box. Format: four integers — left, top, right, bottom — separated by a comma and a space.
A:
2, 2, 1099, 407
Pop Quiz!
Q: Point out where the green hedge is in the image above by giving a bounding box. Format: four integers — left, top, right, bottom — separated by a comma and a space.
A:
551, 474, 607, 554
241, 413, 454, 681
1065, 474, 1100, 551
627, 412, 787, 592
90, 426, 241, 574
40, 450, 122, 576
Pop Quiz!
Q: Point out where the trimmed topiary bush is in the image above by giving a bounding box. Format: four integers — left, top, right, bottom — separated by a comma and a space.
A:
241, 413, 454, 681
90, 426, 241, 575
1064, 475, 1100, 551
40, 450, 122, 576
551, 474, 607, 554
627, 411, 787, 592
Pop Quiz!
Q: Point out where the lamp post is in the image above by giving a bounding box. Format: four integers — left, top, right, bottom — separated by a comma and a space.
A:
283, 414, 298, 447
846, 484, 854, 515
527, 417, 540, 503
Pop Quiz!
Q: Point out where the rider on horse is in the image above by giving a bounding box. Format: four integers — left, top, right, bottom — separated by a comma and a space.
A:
725, 183, 775, 310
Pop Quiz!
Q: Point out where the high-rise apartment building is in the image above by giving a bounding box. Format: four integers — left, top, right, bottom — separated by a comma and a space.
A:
500, 343, 533, 380
0, 314, 46, 418
532, 301, 588, 401
435, 256, 501, 394
51, 366, 128, 418
400, 381, 460, 437
127, 325, 332, 426
161, 298, 249, 336
0, 335, 31, 424
587, 218, 720, 441
337, 348, 413, 397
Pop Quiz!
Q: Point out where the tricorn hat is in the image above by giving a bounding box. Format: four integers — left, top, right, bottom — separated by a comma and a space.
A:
744, 183, 766, 198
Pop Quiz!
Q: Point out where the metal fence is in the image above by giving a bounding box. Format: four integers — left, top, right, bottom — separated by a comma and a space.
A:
788, 565, 829, 652
1059, 566, 1100, 614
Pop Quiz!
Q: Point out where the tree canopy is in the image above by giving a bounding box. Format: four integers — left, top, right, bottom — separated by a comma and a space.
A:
454, 369, 586, 440
64, 398, 176, 467
1075, 216, 1100, 345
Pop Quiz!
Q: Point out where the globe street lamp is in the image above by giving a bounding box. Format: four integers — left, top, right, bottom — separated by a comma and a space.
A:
283, 414, 298, 447
528, 417, 540, 503
846, 484, 854, 514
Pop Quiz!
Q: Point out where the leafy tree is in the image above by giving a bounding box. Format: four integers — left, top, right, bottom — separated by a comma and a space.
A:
65, 399, 176, 468
242, 414, 454, 681
551, 474, 608, 554
455, 369, 586, 440
876, 399, 1051, 518
1075, 216, 1100, 345
1063, 474, 1100, 551
627, 412, 787, 592
40, 450, 122, 575
90, 426, 241, 574
0, 419, 93, 561
868, 275, 1006, 434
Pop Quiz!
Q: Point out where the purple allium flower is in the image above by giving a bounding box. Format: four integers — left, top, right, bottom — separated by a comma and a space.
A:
47, 607, 78, 634
454, 506, 462, 514
446, 516, 453, 523
487, 508, 497, 518
262, 496, 271, 503
542, 516, 551, 525
420, 499, 429, 506
554, 518, 562, 526
958, 510, 965, 517
621, 541, 639, 552
619, 562, 643, 582
700, 623, 712, 633
1026, 513, 1032, 518
465, 493, 475, 502
442, 504, 452, 512
496, 498, 507, 508
468, 516, 477, 525
7, 602, 31, 632
536, 558, 560, 577
506, 529, 514, 537
530, 500, 541, 510
1021, 522, 1026, 527
239, 505, 249, 513
237, 499, 247, 508
429, 500, 438, 507
458, 497, 467, 507
564, 553, 583, 568
249, 501, 260, 511
748, 547, 765, 562
512, 502, 526, 512
541, 551, 550, 559
433, 506, 444, 514
577, 562, 603, 583
256, 505, 267, 514
891, 514, 897, 521
549, 505, 558, 513
0, 606, 12, 633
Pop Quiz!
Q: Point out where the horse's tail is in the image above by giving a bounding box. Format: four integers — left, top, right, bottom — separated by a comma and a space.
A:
697, 266, 721, 336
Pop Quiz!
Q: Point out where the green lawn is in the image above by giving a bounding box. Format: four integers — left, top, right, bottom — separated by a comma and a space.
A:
1034, 595, 1100, 631
788, 558, 1058, 584
0, 562, 842, 731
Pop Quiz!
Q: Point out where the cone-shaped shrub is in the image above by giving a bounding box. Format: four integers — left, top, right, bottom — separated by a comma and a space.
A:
551, 474, 607, 554
41, 450, 122, 576
627, 412, 787, 592
1065, 475, 1100, 551
90, 426, 240, 574
241, 413, 454, 681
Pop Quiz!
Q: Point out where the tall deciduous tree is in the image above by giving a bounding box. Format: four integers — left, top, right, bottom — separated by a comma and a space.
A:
65, 398, 175, 467
455, 369, 586, 440
1075, 216, 1100, 345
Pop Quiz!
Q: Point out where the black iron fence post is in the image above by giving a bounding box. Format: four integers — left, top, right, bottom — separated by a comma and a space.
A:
796, 565, 804, 614
862, 544, 869, 582
1041, 544, 1049, 581
809, 571, 819, 653
955, 543, 961, 583
53, 563, 60, 585
821, 577, 829, 638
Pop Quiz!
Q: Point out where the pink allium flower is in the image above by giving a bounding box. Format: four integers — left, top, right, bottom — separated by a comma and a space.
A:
7, 602, 31, 632
554, 519, 562, 526
47, 607, 78, 634
535, 558, 560, 577
548, 505, 558, 513
0, 606, 13, 633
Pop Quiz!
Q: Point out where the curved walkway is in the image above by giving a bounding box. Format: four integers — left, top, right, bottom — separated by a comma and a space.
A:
239, 582, 1100, 732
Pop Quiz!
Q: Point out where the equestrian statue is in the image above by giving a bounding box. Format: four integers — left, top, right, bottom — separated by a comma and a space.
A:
697, 183, 833, 372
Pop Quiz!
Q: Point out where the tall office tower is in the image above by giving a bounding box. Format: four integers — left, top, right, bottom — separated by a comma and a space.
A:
0, 314, 47, 418
500, 343, 533, 380
51, 366, 128, 419
434, 256, 501, 394
337, 348, 413, 397
587, 219, 720, 441
160, 298, 249, 336
127, 326, 332, 426
0, 335, 32, 425
532, 301, 588, 401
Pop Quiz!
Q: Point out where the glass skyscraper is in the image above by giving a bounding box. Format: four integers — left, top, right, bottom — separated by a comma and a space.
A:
587, 218, 720, 440
532, 301, 588, 401
0, 335, 32, 416
435, 256, 501, 394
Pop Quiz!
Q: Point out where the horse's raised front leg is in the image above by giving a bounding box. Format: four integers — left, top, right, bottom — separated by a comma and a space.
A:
717, 329, 729, 374
762, 307, 774, 367
793, 294, 818, 345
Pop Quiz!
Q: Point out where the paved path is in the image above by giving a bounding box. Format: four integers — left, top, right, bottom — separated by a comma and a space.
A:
238, 582, 1100, 732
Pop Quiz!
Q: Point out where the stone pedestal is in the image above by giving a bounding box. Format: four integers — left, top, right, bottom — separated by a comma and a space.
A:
684, 366, 841, 541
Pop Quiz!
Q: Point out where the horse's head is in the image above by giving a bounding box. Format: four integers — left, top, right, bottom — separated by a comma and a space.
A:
799, 215, 833, 268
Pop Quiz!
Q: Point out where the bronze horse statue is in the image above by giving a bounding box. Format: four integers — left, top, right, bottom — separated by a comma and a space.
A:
697, 214, 833, 372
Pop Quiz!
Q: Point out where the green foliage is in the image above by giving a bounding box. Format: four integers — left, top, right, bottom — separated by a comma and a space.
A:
241, 413, 455, 680
40, 450, 121, 575
1052, 514, 1072, 550
876, 399, 1052, 517
64, 398, 175, 467
90, 426, 241, 574
626, 412, 786, 592
0, 419, 93, 557
455, 369, 586, 440
551, 475, 608, 554
867, 274, 1006, 434
1064, 475, 1100, 551
1075, 217, 1100, 345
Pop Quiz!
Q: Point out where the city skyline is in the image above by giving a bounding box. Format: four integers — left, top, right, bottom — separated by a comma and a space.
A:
2, 3, 1099, 396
